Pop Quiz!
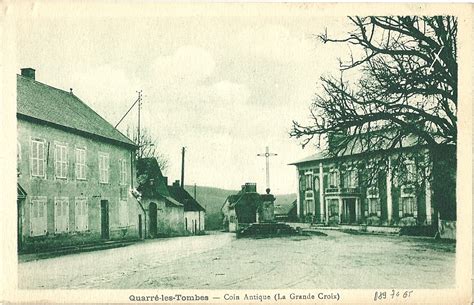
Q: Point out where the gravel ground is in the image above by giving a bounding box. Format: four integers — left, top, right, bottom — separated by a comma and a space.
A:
18, 230, 455, 289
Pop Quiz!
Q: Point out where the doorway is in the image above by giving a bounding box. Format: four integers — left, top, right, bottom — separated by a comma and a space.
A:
100, 200, 109, 239
138, 215, 143, 239
17, 199, 24, 252
149, 202, 157, 238
343, 198, 357, 224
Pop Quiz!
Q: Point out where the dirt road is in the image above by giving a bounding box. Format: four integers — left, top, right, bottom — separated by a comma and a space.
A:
18, 230, 455, 289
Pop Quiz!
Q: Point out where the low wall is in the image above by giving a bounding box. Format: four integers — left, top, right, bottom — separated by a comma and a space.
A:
439, 220, 456, 240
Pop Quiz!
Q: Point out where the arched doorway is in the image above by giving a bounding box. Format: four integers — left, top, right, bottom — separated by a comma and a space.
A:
149, 202, 157, 238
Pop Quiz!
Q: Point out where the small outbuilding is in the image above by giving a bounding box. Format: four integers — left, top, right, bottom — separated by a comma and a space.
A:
136, 158, 185, 238
274, 199, 298, 222
168, 181, 206, 235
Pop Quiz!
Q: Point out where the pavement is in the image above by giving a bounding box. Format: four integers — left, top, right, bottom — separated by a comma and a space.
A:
18, 230, 455, 289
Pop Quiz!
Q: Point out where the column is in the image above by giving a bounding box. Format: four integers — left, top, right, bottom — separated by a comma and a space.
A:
425, 172, 432, 225
325, 199, 329, 225
319, 162, 324, 223
386, 158, 393, 224
338, 198, 343, 224
296, 168, 301, 219
355, 198, 360, 222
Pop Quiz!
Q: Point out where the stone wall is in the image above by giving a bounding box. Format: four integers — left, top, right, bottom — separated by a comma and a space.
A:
17, 119, 142, 251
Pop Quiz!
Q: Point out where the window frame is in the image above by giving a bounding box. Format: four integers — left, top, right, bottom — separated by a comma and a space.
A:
329, 168, 339, 188
30, 138, 46, 178
30, 196, 47, 237
404, 159, 416, 183
98, 152, 110, 184
304, 170, 313, 190
54, 142, 69, 179
54, 197, 70, 233
75, 147, 87, 180
74, 196, 88, 231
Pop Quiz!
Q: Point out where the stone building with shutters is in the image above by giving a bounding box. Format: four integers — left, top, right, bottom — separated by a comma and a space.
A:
16, 68, 143, 252
290, 133, 455, 236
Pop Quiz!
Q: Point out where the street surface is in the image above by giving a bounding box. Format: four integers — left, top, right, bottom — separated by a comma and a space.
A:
18, 230, 455, 289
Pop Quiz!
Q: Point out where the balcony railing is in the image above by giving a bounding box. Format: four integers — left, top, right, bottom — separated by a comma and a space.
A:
325, 187, 360, 194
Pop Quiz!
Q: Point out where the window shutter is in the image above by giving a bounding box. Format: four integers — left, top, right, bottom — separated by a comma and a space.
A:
42, 142, 46, 178
75, 149, 78, 178
54, 145, 59, 177
30, 142, 34, 176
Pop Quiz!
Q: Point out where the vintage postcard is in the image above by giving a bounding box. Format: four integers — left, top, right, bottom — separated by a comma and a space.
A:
0, 1, 472, 304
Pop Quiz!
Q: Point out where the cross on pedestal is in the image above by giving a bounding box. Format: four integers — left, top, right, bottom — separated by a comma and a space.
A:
257, 146, 277, 190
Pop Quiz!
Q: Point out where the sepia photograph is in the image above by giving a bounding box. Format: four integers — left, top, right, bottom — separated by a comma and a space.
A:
0, 2, 472, 304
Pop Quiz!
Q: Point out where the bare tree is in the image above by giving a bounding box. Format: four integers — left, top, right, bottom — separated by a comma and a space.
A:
290, 16, 457, 223
126, 126, 169, 174
291, 16, 457, 154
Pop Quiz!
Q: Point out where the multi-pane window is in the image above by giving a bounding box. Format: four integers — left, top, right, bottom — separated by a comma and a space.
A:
75, 148, 87, 180
30, 196, 47, 236
299, 172, 306, 192
368, 198, 380, 216
119, 159, 127, 185
99, 152, 109, 183
304, 199, 314, 215
31, 139, 45, 177
75, 197, 88, 231
343, 169, 358, 188
405, 160, 416, 183
367, 186, 380, 216
328, 199, 339, 215
54, 143, 68, 179
305, 171, 313, 190
329, 168, 338, 187
402, 196, 416, 216
54, 197, 69, 233
119, 200, 129, 227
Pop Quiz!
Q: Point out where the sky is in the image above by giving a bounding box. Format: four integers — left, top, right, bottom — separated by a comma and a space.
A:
14, 6, 354, 194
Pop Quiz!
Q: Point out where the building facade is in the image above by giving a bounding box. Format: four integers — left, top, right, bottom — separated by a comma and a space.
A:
136, 158, 185, 238
17, 68, 142, 252
291, 145, 437, 229
168, 181, 206, 235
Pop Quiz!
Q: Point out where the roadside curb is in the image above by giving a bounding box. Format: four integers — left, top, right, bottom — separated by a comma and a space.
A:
19, 240, 141, 262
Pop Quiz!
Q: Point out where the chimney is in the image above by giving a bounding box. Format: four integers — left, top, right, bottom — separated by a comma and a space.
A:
173, 180, 180, 187
20, 68, 35, 80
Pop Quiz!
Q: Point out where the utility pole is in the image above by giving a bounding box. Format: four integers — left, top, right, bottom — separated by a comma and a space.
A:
137, 91, 142, 158
257, 146, 277, 190
115, 90, 143, 156
181, 147, 186, 188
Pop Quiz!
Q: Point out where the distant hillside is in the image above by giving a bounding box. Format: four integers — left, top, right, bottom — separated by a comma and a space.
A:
184, 185, 296, 230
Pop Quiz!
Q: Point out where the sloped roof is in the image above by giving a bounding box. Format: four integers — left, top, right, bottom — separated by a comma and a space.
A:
137, 158, 171, 198
17, 74, 135, 147
274, 199, 296, 216
162, 195, 184, 207
168, 184, 206, 212
289, 133, 421, 165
